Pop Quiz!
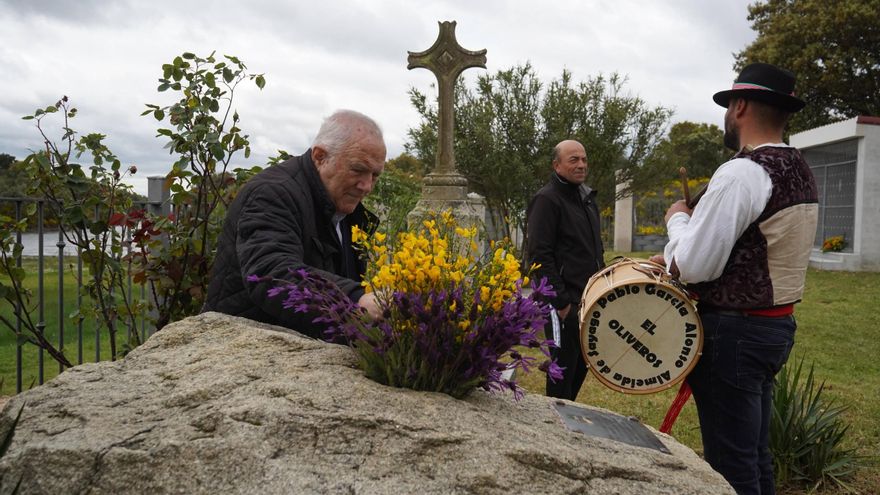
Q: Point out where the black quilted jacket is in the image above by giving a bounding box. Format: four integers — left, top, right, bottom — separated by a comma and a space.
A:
203, 150, 377, 338
525, 173, 605, 310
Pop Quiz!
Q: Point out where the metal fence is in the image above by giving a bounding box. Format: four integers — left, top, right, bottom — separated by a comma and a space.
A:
1, 178, 169, 394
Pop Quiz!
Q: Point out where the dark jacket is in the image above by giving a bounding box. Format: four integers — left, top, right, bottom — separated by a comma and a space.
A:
525, 173, 605, 310
203, 150, 377, 338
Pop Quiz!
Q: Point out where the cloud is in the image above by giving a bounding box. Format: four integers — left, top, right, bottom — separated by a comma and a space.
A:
0, 0, 756, 194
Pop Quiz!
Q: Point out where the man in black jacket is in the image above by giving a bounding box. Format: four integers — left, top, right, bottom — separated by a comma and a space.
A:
525, 140, 605, 400
203, 110, 385, 338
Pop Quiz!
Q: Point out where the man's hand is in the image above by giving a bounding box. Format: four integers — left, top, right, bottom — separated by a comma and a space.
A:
649, 254, 666, 266
557, 303, 572, 320
665, 199, 693, 223
358, 292, 383, 320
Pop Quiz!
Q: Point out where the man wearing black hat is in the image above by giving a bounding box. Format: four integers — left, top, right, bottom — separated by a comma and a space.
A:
658, 63, 818, 494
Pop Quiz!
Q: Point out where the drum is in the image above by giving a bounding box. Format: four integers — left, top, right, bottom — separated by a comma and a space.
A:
578, 258, 702, 394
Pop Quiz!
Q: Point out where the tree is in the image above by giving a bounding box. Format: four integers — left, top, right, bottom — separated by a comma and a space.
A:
0, 154, 28, 200
363, 153, 424, 234
407, 64, 673, 242
646, 121, 728, 180
139, 51, 264, 330
540, 70, 673, 203
736, 0, 880, 133
0, 51, 265, 374
0, 154, 14, 170
12, 96, 139, 363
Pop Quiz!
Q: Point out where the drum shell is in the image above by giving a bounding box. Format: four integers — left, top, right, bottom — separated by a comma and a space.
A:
578, 259, 703, 394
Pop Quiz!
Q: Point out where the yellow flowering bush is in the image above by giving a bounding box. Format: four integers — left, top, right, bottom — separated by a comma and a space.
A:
636, 225, 667, 236
258, 211, 562, 400
344, 210, 561, 398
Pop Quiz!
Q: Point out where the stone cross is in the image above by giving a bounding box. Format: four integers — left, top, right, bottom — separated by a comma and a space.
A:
407, 21, 486, 184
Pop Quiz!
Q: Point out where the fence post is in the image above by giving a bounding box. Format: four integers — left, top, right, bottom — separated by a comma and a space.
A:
614, 180, 633, 252
146, 175, 171, 337
147, 176, 171, 217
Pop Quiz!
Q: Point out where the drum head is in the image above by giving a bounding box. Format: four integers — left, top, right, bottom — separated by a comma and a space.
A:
579, 259, 702, 394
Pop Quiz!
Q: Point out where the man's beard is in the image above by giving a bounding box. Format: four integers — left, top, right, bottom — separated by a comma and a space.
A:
723, 119, 740, 151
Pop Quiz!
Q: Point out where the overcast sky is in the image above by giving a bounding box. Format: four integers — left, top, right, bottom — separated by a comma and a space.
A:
0, 0, 756, 195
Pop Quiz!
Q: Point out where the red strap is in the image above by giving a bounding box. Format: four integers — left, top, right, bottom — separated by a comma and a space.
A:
745, 304, 794, 317
660, 382, 692, 434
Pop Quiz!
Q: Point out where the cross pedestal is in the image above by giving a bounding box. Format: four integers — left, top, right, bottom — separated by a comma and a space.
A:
406, 21, 487, 230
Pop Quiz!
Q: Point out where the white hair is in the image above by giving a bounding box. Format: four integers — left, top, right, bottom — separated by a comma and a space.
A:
312, 109, 383, 156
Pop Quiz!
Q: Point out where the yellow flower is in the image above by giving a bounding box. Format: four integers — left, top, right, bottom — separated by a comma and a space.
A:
441, 210, 454, 225
480, 286, 490, 302
351, 225, 366, 244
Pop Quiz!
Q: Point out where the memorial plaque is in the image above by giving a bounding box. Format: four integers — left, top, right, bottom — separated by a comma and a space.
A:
553, 401, 671, 454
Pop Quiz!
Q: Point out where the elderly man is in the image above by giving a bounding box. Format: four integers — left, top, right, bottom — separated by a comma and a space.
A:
525, 140, 605, 401
204, 110, 385, 337
660, 63, 818, 495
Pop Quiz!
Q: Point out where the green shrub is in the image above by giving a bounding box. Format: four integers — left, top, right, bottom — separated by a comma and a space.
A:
771, 356, 861, 491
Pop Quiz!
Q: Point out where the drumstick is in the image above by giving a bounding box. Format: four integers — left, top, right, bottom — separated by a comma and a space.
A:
687, 186, 707, 209
679, 167, 691, 205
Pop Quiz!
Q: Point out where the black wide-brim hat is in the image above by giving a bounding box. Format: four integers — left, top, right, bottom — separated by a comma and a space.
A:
713, 62, 805, 113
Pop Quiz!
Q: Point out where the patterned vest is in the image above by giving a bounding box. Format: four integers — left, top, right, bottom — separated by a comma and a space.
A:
691, 146, 819, 309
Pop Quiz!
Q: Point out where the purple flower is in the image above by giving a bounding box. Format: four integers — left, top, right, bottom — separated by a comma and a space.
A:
252, 267, 562, 401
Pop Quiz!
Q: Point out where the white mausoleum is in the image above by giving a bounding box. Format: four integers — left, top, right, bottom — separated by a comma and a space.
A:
791, 116, 880, 272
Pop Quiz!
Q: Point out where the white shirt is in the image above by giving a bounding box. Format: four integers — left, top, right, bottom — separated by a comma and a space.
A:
663, 144, 788, 283
332, 213, 346, 244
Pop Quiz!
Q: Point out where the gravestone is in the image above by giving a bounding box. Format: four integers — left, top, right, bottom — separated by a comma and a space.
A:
406, 21, 487, 229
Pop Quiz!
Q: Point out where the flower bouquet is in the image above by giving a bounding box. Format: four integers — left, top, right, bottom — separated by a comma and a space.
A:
253, 211, 561, 399
821, 235, 846, 253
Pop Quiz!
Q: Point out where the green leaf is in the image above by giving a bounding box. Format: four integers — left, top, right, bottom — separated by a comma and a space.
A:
21, 115, 34, 120
182, 52, 196, 60
158, 83, 170, 92
204, 72, 216, 88
222, 68, 234, 83
8, 266, 25, 283
210, 144, 225, 160
255, 75, 265, 89
154, 109, 165, 121
35, 153, 51, 169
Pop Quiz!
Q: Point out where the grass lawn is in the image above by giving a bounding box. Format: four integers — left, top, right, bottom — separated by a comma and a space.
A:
1, 252, 877, 493
517, 252, 880, 494
0, 257, 151, 393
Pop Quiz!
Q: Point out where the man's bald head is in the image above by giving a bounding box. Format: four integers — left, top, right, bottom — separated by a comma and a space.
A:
552, 140, 588, 184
